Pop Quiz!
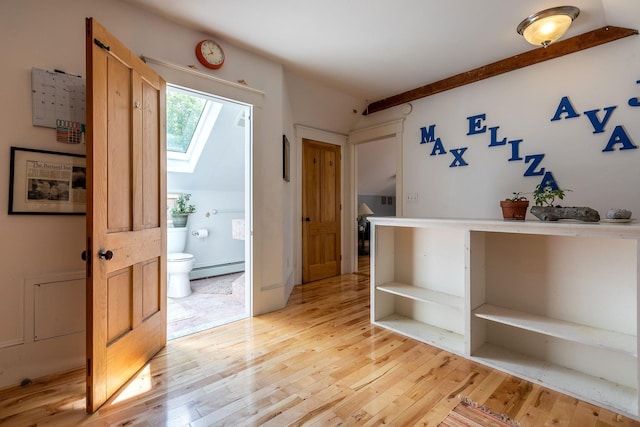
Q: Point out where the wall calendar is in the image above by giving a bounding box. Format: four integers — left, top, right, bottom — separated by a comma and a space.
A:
31, 67, 86, 144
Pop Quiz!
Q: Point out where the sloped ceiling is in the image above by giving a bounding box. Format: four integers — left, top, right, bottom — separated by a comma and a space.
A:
169, 98, 247, 192
357, 139, 396, 196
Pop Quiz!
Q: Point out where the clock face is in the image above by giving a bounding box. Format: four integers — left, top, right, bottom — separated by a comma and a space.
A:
196, 39, 225, 69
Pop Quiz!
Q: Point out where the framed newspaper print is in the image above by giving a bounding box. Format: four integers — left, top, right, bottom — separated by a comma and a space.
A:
9, 147, 86, 215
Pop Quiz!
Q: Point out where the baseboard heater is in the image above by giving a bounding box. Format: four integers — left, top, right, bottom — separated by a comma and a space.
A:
190, 261, 245, 280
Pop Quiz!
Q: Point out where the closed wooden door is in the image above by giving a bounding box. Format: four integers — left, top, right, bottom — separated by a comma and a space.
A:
302, 139, 341, 283
85, 18, 167, 412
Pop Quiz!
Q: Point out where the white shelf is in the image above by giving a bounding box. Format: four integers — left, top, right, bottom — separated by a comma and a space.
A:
369, 218, 640, 420
377, 282, 464, 310
473, 343, 638, 418
473, 304, 637, 357
374, 314, 465, 355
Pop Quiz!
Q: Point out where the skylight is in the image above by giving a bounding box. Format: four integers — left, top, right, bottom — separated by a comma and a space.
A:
166, 85, 222, 173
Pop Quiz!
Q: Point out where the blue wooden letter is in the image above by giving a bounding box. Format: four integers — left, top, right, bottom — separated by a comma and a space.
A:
524, 154, 545, 176
488, 126, 507, 147
431, 138, 447, 156
449, 147, 468, 167
508, 139, 523, 161
466, 114, 487, 135
583, 106, 617, 134
602, 125, 638, 152
420, 125, 437, 144
628, 80, 640, 107
551, 96, 580, 121
538, 171, 559, 191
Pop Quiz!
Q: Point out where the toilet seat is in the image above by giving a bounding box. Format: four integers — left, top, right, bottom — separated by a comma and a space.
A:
168, 252, 194, 262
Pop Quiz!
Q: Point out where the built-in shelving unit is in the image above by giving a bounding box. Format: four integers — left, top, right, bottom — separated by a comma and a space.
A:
369, 217, 640, 420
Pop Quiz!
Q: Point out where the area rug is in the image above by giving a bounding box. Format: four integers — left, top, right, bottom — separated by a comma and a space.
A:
166, 298, 194, 323
438, 396, 521, 427
193, 272, 243, 295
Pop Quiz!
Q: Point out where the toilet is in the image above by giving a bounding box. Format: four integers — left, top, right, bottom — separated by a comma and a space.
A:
167, 227, 195, 298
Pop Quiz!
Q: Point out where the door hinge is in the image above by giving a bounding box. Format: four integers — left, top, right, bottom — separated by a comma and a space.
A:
87, 358, 91, 376
94, 38, 110, 52
86, 237, 92, 278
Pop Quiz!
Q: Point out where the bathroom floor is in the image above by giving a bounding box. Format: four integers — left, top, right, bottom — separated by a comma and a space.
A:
167, 272, 247, 340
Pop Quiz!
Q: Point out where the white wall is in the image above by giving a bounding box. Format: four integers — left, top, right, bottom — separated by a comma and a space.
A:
282, 76, 296, 300
0, 0, 358, 389
286, 71, 364, 285
172, 190, 245, 272
354, 34, 640, 221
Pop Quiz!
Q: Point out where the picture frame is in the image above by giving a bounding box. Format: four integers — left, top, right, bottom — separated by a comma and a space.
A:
282, 134, 290, 182
8, 147, 86, 215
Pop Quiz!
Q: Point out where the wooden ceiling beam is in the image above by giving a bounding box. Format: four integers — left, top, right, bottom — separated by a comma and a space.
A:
363, 26, 638, 116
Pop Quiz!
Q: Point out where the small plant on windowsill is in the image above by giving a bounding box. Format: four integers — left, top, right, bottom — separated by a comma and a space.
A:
500, 192, 529, 220
171, 193, 196, 227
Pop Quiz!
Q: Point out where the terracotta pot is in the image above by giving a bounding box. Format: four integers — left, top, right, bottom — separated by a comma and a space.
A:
500, 199, 529, 220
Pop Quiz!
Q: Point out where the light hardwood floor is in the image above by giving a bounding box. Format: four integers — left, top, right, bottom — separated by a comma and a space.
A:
1, 257, 639, 426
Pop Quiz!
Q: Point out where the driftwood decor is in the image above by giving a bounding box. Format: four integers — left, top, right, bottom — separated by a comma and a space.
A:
363, 26, 638, 115
530, 206, 600, 222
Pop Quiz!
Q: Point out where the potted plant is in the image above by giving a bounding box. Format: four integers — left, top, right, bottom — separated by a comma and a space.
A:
500, 192, 529, 220
171, 193, 196, 227
532, 184, 569, 208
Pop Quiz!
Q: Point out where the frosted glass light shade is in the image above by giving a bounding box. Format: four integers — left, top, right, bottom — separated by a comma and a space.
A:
517, 6, 580, 47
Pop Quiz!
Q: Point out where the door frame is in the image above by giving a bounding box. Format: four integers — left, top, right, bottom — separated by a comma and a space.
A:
145, 61, 257, 317
348, 119, 405, 272
294, 125, 348, 285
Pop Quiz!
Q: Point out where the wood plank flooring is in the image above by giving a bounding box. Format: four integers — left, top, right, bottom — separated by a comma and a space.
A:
1, 257, 639, 426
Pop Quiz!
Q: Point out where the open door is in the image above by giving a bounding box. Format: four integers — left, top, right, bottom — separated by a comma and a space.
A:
302, 139, 341, 283
85, 18, 167, 412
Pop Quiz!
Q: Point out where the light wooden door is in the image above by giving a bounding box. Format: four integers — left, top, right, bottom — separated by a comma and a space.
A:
85, 18, 167, 412
302, 139, 341, 283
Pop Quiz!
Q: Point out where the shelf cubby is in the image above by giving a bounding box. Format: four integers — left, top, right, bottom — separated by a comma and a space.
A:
370, 224, 466, 355
375, 314, 465, 354
473, 303, 637, 357
473, 342, 638, 416
377, 281, 464, 310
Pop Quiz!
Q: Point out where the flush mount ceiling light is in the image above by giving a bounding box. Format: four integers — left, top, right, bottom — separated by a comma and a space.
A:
517, 6, 580, 47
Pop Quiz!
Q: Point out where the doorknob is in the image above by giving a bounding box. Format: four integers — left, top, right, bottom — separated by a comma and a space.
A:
81, 250, 87, 261
98, 249, 114, 261
305, 217, 311, 222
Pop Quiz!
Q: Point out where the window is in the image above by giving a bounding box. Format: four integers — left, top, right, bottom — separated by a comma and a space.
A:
166, 85, 222, 173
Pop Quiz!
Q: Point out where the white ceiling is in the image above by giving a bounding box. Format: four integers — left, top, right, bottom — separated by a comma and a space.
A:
116, 0, 638, 103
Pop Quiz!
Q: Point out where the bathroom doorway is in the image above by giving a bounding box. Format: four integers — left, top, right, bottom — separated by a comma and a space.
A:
165, 84, 252, 340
